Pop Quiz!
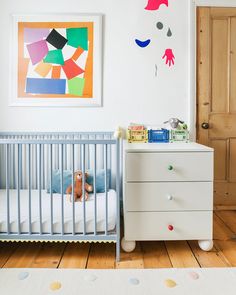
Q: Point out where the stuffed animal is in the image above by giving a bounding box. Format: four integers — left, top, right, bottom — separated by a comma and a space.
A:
164, 118, 185, 129
66, 170, 93, 202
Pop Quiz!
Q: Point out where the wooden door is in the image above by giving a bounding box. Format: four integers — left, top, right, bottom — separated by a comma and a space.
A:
197, 7, 236, 208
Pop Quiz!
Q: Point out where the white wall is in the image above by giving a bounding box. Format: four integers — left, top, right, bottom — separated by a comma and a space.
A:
196, 0, 236, 6
0, 0, 192, 132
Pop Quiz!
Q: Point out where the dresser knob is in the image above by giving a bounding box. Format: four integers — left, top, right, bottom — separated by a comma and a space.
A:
167, 195, 173, 201
168, 225, 174, 231
168, 165, 173, 171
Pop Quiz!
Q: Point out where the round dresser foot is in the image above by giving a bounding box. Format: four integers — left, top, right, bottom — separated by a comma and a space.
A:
198, 240, 213, 251
121, 237, 136, 252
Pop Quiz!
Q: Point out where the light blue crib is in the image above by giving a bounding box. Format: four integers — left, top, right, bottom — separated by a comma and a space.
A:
0, 132, 121, 261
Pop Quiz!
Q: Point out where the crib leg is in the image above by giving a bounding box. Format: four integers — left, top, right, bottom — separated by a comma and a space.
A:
116, 239, 120, 262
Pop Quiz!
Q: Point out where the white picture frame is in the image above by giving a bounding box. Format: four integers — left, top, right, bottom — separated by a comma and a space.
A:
9, 14, 102, 107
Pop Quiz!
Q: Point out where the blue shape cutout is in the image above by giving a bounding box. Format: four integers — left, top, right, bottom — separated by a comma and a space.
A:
135, 39, 151, 48
129, 278, 140, 285
18, 272, 29, 280
26, 78, 66, 95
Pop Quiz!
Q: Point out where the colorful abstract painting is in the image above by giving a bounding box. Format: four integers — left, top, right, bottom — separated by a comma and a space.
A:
10, 15, 102, 106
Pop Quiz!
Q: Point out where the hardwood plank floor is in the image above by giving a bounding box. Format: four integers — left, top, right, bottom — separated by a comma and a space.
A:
1, 211, 236, 269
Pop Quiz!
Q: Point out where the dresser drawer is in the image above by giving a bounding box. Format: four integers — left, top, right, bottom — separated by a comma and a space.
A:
125, 152, 213, 182
125, 211, 212, 241
125, 182, 213, 212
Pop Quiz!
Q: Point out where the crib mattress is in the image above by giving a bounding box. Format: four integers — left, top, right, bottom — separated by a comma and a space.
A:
0, 189, 117, 235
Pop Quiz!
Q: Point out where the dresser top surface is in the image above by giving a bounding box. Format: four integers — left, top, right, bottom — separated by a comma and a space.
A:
124, 141, 214, 152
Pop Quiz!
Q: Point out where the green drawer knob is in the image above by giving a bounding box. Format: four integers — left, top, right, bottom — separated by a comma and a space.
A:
168, 165, 173, 171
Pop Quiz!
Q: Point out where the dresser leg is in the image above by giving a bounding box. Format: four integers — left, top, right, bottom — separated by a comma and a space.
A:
198, 240, 213, 251
121, 237, 136, 252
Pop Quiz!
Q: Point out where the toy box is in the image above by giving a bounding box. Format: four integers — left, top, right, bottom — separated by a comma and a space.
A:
127, 130, 148, 143
170, 130, 189, 142
148, 129, 169, 143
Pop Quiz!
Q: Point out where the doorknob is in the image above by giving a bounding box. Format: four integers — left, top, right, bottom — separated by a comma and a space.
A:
201, 122, 209, 129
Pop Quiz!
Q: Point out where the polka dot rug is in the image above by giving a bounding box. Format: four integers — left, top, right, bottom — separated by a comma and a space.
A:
0, 268, 236, 294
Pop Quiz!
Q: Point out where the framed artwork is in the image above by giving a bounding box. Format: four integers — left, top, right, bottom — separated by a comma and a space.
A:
10, 14, 102, 107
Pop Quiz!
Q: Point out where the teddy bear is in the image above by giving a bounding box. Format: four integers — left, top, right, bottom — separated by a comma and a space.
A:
66, 170, 93, 202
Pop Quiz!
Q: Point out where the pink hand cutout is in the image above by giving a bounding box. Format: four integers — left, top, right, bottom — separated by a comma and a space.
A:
162, 49, 175, 67
145, 0, 168, 11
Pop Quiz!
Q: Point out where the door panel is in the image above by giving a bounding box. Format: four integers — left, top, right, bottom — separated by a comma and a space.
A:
211, 18, 229, 113
197, 7, 236, 207
230, 17, 236, 113
209, 114, 236, 138
229, 139, 236, 182
210, 140, 227, 181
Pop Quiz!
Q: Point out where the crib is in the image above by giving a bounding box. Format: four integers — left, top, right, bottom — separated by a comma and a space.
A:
0, 132, 121, 261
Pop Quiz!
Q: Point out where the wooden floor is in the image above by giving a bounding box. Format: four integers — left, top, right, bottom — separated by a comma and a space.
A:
1, 211, 236, 269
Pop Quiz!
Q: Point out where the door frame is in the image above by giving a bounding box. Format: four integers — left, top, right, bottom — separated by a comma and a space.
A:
189, 0, 236, 140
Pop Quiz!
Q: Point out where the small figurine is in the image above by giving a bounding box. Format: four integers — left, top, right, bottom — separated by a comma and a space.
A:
114, 127, 122, 139
164, 118, 184, 129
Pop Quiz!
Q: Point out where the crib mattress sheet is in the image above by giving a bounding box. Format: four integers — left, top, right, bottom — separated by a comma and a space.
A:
0, 189, 117, 234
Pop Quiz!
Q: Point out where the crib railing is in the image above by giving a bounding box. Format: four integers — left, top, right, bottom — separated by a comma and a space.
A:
0, 132, 121, 261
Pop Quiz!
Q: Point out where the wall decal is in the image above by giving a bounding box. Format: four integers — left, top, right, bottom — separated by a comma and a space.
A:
156, 22, 164, 30
162, 49, 175, 67
145, 0, 168, 11
135, 39, 151, 48
155, 64, 158, 77
10, 14, 102, 107
167, 28, 172, 37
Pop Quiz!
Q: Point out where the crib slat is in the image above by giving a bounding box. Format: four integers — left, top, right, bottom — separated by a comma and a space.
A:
6, 144, 10, 234
61, 144, 64, 235
13, 144, 16, 189
82, 144, 86, 235
72, 144, 75, 235
35, 143, 38, 189
50, 144, 53, 235
116, 139, 121, 262
39, 144, 42, 235
28, 144, 32, 235
17, 144, 21, 234
42, 141, 45, 189
94, 144, 97, 236
104, 144, 108, 236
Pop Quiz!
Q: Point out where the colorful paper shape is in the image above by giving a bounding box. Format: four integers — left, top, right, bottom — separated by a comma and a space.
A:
26, 78, 66, 94
156, 22, 164, 30
167, 28, 172, 37
162, 49, 175, 67
26, 40, 49, 65
145, 0, 168, 10
68, 77, 85, 96
46, 29, 68, 49
43, 49, 64, 65
72, 47, 84, 61
135, 39, 151, 48
66, 28, 88, 50
24, 28, 50, 43
51, 66, 61, 79
62, 59, 84, 80
34, 62, 52, 77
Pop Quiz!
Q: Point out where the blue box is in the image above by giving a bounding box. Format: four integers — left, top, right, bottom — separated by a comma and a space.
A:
148, 129, 169, 143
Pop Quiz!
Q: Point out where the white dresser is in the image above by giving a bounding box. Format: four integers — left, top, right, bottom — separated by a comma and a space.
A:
122, 142, 214, 252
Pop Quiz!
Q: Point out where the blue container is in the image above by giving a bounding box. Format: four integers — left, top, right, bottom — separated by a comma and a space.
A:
148, 129, 169, 143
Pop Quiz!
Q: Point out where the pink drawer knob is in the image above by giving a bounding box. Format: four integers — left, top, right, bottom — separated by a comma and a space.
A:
168, 225, 174, 231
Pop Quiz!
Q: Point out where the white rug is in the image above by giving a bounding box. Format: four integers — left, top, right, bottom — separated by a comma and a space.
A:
0, 268, 236, 294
